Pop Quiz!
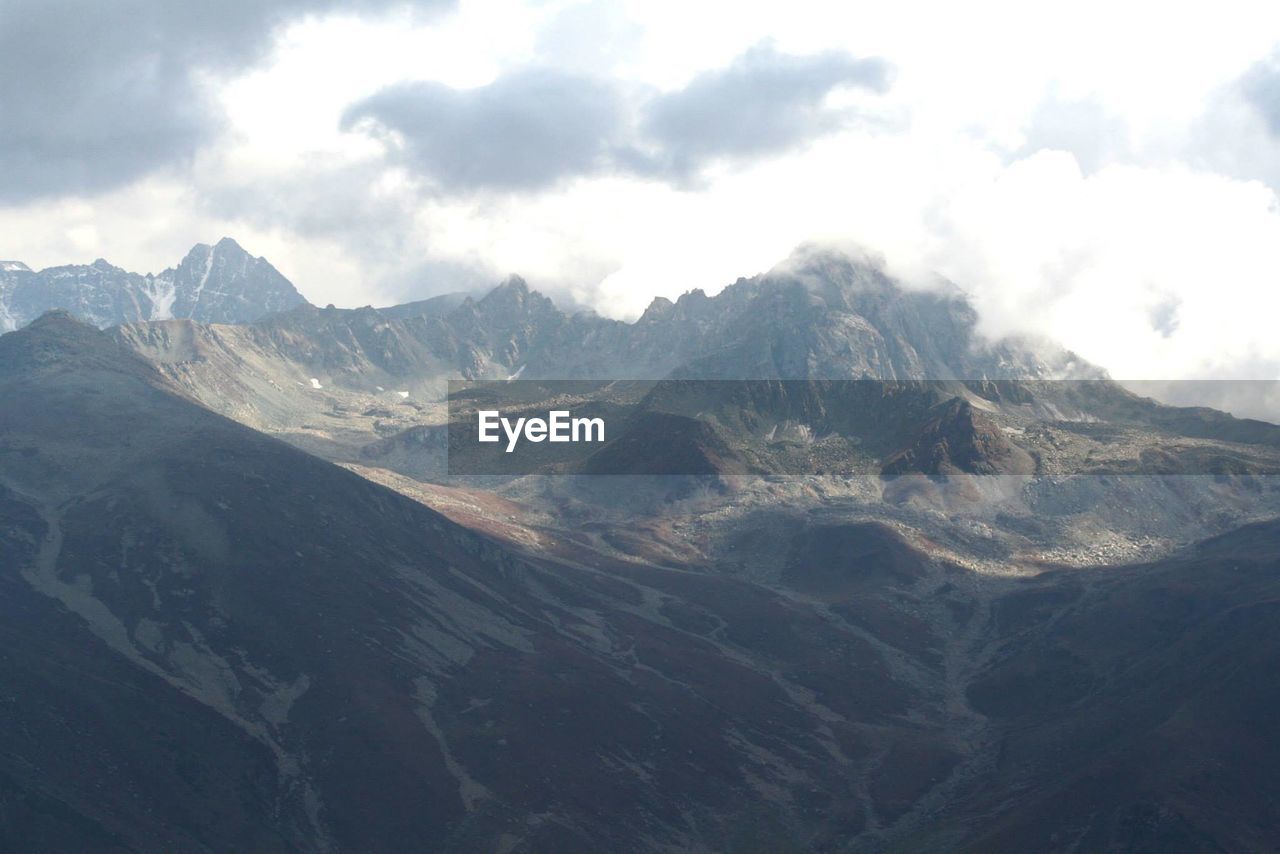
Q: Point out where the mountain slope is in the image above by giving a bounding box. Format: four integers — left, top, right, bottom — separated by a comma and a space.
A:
913, 520, 1280, 851
6, 312, 1280, 851
0, 238, 307, 332
0, 313, 965, 851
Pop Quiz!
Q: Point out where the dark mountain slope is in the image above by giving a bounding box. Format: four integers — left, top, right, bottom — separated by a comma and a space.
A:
0, 488, 291, 852
0, 313, 965, 851
902, 520, 1280, 852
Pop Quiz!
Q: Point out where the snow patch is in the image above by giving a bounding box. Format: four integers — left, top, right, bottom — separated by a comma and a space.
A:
397, 390, 410, 399
506, 364, 526, 381
0, 261, 30, 272
189, 245, 216, 312
148, 275, 177, 321
310, 378, 323, 389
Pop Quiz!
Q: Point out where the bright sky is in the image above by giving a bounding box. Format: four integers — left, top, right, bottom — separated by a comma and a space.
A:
5, 0, 1280, 380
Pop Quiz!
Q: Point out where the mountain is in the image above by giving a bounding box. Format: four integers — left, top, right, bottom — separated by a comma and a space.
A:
116, 248, 1099, 402
0, 312, 963, 850
0, 238, 307, 332
107, 247, 1280, 551
108, 249, 1099, 457
108, 260, 1280, 486
5, 313, 1280, 850
8, 239, 1280, 851
405, 250, 1099, 383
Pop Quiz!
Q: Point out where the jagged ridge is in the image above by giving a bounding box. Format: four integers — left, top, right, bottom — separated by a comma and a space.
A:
0, 238, 307, 332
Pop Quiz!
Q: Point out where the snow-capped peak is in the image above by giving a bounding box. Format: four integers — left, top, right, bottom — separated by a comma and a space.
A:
0, 238, 309, 331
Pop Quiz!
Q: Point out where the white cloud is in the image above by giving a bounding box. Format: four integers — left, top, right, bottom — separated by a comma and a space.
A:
902, 154, 1280, 381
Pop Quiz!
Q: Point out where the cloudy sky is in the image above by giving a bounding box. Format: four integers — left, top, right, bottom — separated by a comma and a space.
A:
5, 0, 1280, 381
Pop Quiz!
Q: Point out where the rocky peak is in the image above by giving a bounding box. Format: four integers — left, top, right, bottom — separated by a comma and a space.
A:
24, 307, 80, 329
0, 309, 155, 376
161, 239, 307, 324
675, 287, 710, 307
477, 275, 535, 309
639, 296, 675, 322
387, 247, 1100, 382
179, 237, 248, 263
472, 275, 562, 327
0, 238, 310, 331
494, 273, 529, 295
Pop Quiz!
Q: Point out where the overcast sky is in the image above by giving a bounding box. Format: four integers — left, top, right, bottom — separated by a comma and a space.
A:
5, 0, 1280, 381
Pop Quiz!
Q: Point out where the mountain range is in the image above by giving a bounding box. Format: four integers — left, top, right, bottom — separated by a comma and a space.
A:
0, 238, 306, 332
3, 239, 1280, 851
115, 245, 1100, 388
